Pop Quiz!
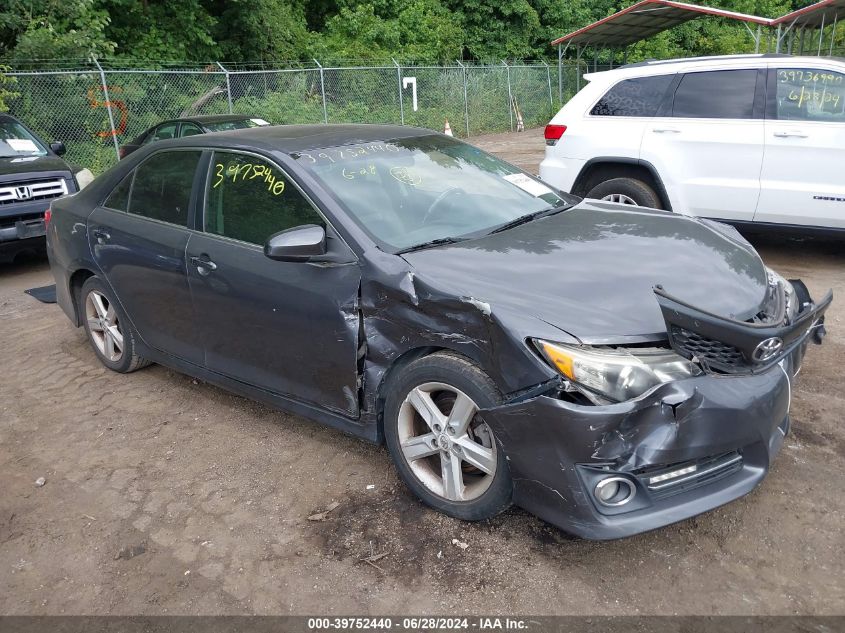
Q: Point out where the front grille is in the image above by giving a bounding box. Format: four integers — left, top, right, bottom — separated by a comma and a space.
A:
634, 451, 743, 500
0, 179, 68, 205
670, 326, 745, 371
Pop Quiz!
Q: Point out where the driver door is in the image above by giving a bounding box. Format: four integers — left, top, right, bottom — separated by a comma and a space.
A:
186, 150, 362, 416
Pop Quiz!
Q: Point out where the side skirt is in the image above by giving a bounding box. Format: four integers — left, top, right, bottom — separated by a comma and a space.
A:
136, 342, 380, 444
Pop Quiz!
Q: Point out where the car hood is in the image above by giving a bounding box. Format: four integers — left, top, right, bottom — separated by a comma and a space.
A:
0, 154, 72, 182
401, 201, 769, 342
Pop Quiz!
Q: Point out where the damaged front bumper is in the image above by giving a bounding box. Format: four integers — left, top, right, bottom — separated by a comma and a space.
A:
480, 281, 831, 540
481, 364, 794, 540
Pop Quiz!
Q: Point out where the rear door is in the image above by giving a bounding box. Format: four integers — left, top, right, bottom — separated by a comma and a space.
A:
88, 149, 205, 364
640, 68, 765, 220
755, 66, 845, 228
186, 150, 362, 416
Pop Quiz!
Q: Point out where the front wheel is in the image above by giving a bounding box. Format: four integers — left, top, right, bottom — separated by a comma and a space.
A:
587, 177, 662, 209
384, 352, 512, 521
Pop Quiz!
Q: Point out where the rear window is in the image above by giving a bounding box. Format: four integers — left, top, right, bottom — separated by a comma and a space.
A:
672, 70, 757, 119
590, 75, 674, 117
128, 151, 202, 226
204, 119, 268, 132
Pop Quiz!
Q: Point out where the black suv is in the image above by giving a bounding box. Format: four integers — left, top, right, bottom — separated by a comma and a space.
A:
1, 114, 79, 262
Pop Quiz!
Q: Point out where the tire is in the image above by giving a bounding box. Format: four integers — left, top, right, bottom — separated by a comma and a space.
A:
587, 177, 662, 209
384, 352, 512, 521
79, 276, 151, 373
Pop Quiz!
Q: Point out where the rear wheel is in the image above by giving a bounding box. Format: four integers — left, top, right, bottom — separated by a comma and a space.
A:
80, 276, 150, 373
587, 177, 662, 209
384, 352, 512, 521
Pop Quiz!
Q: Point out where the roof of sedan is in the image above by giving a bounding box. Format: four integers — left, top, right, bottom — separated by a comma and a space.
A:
196, 123, 437, 153
186, 114, 258, 124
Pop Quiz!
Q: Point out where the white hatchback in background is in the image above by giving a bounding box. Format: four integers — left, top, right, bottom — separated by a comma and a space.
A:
539, 54, 845, 231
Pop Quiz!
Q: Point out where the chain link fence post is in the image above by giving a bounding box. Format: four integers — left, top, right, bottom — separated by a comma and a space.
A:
543, 60, 553, 109
216, 62, 233, 114
92, 58, 121, 161
502, 60, 514, 132
456, 60, 470, 137
314, 59, 329, 123
392, 58, 405, 125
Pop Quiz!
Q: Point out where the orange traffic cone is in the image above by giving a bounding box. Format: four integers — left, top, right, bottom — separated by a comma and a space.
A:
444, 119, 453, 136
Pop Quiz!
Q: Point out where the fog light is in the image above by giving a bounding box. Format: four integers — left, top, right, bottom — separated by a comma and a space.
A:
594, 477, 636, 507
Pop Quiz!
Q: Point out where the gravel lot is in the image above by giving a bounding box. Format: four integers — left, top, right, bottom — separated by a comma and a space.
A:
1, 129, 843, 615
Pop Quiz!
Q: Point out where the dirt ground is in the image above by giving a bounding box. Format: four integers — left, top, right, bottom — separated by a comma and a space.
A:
1, 129, 843, 616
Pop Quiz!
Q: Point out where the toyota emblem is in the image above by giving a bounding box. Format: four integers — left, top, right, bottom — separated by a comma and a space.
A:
752, 337, 783, 363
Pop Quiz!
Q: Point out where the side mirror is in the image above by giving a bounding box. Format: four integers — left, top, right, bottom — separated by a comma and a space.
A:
264, 224, 326, 262
50, 142, 66, 156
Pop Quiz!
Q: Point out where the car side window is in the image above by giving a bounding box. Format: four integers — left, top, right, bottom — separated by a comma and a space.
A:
775, 69, 845, 122
104, 172, 133, 211
590, 75, 674, 117
151, 122, 177, 142
180, 122, 204, 137
205, 151, 324, 246
128, 151, 201, 226
672, 70, 757, 119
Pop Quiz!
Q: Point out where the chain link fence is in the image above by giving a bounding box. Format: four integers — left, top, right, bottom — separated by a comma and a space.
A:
2, 60, 567, 174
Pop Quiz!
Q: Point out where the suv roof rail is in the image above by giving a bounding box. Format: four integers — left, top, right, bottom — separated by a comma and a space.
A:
618, 53, 792, 69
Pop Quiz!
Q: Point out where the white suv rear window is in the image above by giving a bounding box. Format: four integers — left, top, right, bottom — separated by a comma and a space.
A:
590, 75, 674, 117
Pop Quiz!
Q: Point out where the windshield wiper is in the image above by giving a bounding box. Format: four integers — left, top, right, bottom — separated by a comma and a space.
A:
396, 236, 469, 254
487, 202, 572, 235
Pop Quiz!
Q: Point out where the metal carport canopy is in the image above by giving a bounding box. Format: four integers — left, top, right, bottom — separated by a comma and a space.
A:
550, 0, 771, 48
772, 0, 845, 29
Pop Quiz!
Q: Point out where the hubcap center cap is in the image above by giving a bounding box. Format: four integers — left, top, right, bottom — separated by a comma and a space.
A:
438, 434, 451, 451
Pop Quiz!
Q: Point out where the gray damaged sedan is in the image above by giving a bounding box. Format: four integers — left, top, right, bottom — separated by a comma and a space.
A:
46, 124, 832, 539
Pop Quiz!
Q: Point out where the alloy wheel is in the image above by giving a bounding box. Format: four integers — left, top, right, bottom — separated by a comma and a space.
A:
85, 290, 124, 362
601, 193, 639, 205
397, 382, 497, 502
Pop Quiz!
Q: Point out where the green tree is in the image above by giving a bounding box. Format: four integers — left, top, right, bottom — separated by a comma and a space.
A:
211, 0, 312, 62
0, 66, 19, 112
0, 0, 115, 61
445, 0, 542, 60
103, 0, 217, 62
314, 1, 463, 62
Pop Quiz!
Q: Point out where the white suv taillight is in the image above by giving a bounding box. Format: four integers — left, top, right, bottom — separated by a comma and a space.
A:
544, 124, 567, 146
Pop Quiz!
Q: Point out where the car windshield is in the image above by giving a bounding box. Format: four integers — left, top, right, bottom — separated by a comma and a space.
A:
0, 120, 48, 158
292, 135, 575, 252
204, 118, 269, 132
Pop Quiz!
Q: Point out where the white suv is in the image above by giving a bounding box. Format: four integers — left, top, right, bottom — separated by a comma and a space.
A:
539, 54, 845, 231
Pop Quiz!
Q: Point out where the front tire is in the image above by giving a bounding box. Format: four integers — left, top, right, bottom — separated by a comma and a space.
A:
587, 177, 662, 209
384, 352, 512, 521
80, 276, 150, 373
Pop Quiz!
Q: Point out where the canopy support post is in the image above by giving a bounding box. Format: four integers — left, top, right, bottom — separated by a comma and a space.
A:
819, 13, 826, 56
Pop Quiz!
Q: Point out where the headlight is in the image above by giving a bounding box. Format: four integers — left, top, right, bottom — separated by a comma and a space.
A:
534, 340, 702, 403
75, 168, 95, 190
766, 267, 797, 324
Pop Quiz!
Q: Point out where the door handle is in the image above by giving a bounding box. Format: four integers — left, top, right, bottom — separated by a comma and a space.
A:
773, 131, 808, 138
652, 128, 680, 134
92, 228, 110, 243
190, 255, 217, 275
